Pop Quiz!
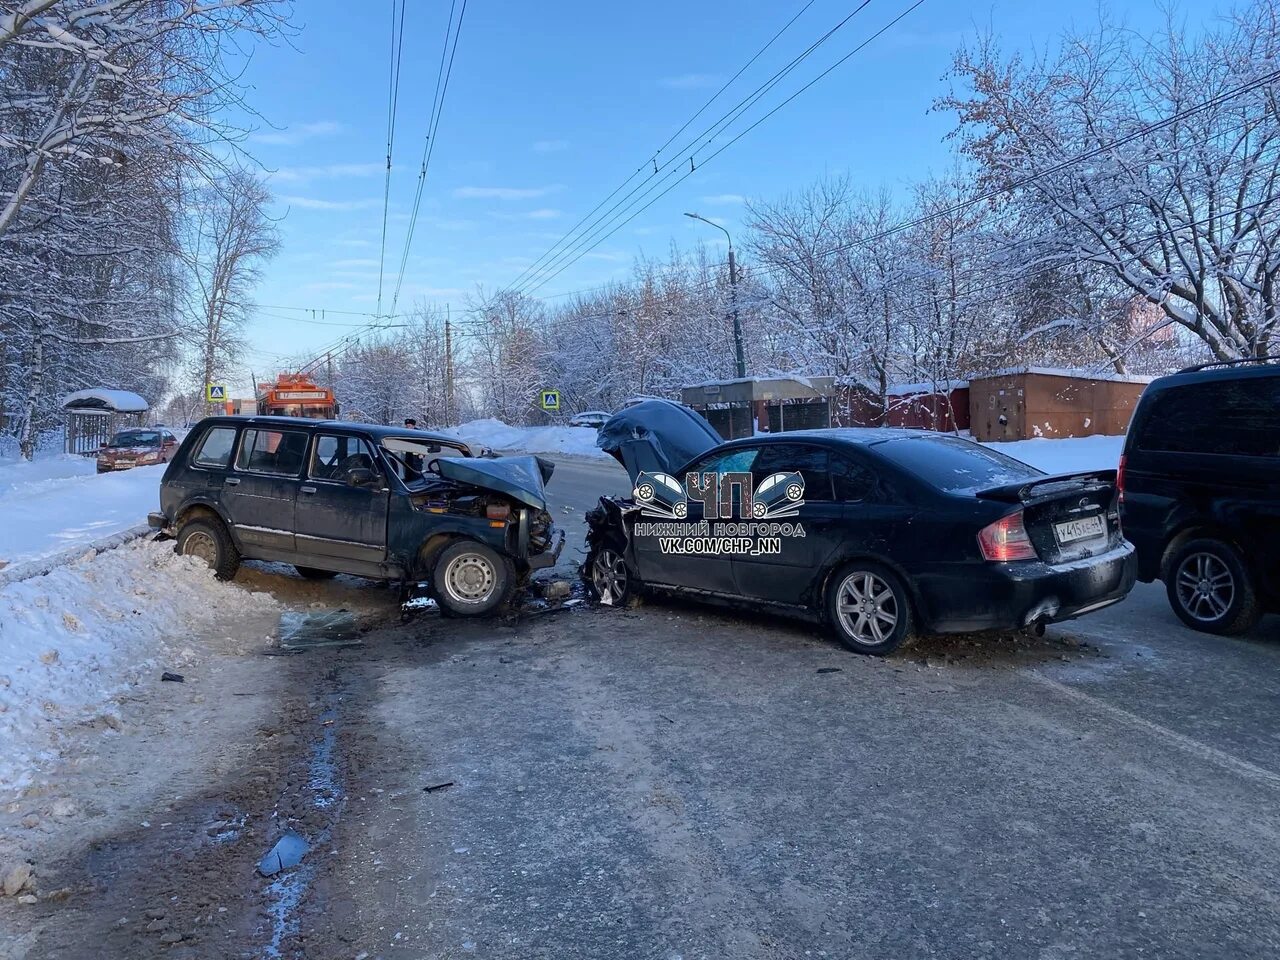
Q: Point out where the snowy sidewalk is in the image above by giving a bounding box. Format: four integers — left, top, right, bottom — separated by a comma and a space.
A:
0, 456, 164, 569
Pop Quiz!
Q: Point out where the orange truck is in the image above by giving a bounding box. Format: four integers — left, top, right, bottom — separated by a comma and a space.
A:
225, 373, 339, 419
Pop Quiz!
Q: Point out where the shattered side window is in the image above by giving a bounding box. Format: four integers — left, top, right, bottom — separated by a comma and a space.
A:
380, 437, 469, 483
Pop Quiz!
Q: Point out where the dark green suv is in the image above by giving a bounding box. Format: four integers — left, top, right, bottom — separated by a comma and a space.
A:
148, 416, 563, 616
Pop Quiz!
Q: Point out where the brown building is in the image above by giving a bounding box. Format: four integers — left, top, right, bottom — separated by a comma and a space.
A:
968, 367, 1152, 442
834, 382, 970, 432
681, 377, 837, 439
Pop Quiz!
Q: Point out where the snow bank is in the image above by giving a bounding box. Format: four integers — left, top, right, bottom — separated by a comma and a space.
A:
0, 455, 163, 566
446, 419, 609, 459
983, 434, 1125, 474
0, 539, 277, 795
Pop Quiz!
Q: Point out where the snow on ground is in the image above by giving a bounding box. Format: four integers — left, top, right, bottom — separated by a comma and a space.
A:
446, 419, 609, 459
0, 453, 164, 566
983, 434, 1125, 474
0, 539, 277, 796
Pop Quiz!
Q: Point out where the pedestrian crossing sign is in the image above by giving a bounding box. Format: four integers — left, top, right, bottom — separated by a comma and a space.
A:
540, 389, 560, 411
206, 383, 227, 402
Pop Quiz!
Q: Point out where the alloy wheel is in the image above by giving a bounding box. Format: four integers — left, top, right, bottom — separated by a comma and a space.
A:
1175, 552, 1235, 622
591, 547, 628, 605
443, 553, 497, 605
836, 571, 899, 645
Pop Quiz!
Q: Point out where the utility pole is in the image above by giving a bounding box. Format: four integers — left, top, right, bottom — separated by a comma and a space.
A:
444, 308, 456, 425
685, 212, 746, 378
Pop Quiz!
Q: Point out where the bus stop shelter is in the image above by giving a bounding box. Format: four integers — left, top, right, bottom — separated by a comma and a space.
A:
61, 388, 149, 455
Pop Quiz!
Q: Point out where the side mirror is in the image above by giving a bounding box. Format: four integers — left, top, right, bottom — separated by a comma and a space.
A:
347, 467, 379, 488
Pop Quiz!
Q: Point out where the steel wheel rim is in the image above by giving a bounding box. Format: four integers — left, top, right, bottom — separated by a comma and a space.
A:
444, 554, 497, 604
836, 571, 898, 646
1175, 552, 1235, 622
591, 548, 628, 604
181, 530, 218, 567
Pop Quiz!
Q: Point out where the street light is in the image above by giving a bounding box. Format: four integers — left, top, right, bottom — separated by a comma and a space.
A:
685, 212, 746, 379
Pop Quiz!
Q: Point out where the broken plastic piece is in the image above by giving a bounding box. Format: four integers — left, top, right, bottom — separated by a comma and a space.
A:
816, 667, 842, 674
257, 830, 309, 877
161, 672, 184, 683
423, 781, 455, 793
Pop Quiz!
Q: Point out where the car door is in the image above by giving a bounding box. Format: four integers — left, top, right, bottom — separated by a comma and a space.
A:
222, 427, 308, 555
293, 432, 390, 564
630, 446, 759, 594
731, 443, 846, 604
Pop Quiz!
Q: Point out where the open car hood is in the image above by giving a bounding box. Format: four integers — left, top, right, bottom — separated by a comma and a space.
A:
434, 455, 554, 510
596, 399, 721, 483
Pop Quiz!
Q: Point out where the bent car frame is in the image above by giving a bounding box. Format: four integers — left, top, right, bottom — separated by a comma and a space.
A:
149, 416, 563, 616
584, 400, 1136, 654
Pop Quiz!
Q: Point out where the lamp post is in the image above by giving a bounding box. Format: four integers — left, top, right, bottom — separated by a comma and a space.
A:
685, 212, 746, 379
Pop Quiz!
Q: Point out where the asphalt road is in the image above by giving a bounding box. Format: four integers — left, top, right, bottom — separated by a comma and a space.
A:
10, 454, 1280, 960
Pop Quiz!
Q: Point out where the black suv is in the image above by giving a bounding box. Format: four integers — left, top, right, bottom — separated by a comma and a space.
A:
149, 416, 563, 616
1121, 362, 1280, 635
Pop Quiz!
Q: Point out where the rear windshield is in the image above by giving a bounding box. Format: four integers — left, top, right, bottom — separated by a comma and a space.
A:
873, 435, 1043, 493
109, 430, 160, 447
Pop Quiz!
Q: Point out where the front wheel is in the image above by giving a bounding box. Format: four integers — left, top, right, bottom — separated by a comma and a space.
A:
432, 540, 514, 617
586, 544, 632, 607
175, 518, 241, 581
826, 561, 912, 655
1165, 538, 1261, 635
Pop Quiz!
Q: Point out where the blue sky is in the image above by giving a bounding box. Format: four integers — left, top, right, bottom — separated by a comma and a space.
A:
236, 0, 1220, 387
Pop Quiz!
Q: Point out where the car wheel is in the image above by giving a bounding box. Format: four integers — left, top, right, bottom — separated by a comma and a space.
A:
586, 544, 631, 607
432, 540, 514, 617
1165, 538, 1261, 635
295, 566, 339, 580
176, 518, 241, 581
826, 562, 913, 655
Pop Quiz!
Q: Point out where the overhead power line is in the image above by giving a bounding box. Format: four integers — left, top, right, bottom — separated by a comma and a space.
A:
375, 0, 408, 320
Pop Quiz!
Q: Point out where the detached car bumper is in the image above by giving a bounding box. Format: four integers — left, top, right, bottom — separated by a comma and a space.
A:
914, 541, 1137, 633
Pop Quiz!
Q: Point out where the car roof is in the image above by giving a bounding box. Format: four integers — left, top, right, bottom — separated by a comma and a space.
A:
195, 415, 464, 446
1147, 360, 1280, 393
713, 426, 945, 451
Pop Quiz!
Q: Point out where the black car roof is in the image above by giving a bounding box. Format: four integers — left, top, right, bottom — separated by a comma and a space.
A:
1146, 360, 1280, 393
194, 415, 464, 446
714, 426, 943, 451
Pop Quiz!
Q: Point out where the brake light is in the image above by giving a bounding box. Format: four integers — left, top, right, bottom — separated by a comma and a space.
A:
977, 510, 1038, 561
1116, 454, 1126, 505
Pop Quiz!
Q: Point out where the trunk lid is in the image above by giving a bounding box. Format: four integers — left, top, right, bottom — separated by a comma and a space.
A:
434, 455, 554, 511
977, 470, 1121, 563
596, 400, 722, 483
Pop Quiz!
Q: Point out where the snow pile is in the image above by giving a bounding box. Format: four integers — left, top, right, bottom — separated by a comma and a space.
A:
446, 419, 610, 459
984, 434, 1125, 473
0, 454, 163, 566
0, 539, 276, 795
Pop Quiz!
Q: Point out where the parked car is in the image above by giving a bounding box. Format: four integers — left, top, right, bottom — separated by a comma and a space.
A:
568, 410, 612, 429
1120, 360, 1280, 635
584, 400, 1135, 655
97, 428, 179, 473
149, 416, 564, 615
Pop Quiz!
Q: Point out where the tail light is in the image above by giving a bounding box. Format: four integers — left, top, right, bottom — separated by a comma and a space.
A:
1116, 454, 1126, 505
978, 510, 1038, 561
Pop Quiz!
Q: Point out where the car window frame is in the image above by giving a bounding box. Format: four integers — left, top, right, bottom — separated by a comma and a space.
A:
308, 432, 382, 485
749, 441, 836, 503
233, 427, 311, 478
188, 425, 240, 472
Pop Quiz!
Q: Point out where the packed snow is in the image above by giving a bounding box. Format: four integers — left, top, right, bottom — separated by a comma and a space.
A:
0, 454, 163, 567
0, 540, 277, 796
984, 434, 1124, 473
446, 419, 610, 459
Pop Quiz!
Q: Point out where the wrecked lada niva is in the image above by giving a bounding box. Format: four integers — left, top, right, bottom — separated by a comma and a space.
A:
149, 416, 562, 616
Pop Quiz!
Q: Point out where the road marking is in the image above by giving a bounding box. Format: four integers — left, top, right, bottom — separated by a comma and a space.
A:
1026, 670, 1280, 790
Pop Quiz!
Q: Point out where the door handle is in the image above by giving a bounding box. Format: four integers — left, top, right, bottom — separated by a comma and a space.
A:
300, 486, 317, 494
225, 477, 240, 486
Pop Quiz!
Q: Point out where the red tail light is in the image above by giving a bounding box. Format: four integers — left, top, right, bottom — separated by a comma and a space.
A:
977, 510, 1038, 561
1116, 454, 1126, 504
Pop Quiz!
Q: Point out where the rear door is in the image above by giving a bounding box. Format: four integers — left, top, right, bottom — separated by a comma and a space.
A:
223, 427, 309, 554
294, 432, 390, 564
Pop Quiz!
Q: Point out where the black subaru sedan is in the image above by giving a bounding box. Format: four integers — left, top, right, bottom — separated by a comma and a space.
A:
585, 400, 1135, 654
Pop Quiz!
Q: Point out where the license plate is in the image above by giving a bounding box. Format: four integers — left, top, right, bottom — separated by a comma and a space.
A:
1054, 514, 1105, 544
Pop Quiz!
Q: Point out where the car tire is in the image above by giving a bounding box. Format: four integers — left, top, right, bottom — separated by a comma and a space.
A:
1164, 537, 1261, 635
826, 561, 913, 655
585, 542, 632, 607
295, 566, 338, 580
432, 540, 514, 617
175, 518, 241, 581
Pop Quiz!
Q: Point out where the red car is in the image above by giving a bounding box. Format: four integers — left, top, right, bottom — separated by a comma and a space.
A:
96, 428, 179, 473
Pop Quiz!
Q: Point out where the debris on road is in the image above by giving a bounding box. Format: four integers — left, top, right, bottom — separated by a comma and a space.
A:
257, 830, 310, 877
816, 667, 843, 674
2, 861, 33, 897
160, 671, 184, 683
423, 781, 455, 793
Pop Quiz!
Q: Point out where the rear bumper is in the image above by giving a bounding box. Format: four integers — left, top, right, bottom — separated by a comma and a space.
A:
914, 541, 1137, 633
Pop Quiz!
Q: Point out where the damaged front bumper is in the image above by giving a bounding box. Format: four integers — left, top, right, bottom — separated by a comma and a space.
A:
526, 525, 566, 571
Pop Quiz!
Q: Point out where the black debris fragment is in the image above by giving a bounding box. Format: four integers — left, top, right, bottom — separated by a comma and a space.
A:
816, 667, 842, 675
160, 672, 185, 683
423, 781, 455, 793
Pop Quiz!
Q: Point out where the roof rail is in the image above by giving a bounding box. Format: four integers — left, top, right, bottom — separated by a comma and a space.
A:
1176, 357, 1278, 374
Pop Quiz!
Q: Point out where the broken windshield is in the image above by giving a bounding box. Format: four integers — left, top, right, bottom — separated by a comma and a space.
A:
380, 436, 470, 485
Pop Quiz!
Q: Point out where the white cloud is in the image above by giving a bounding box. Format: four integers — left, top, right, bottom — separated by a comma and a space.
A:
270, 162, 382, 183
660, 73, 723, 90
278, 195, 381, 211
532, 139, 569, 153
250, 120, 343, 146
453, 185, 561, 200
330, 258, 380, 269
335, 238, 374, 248
303, 281, 358, 291
700, 193, 745, 206
584, 251, 629, 263
492, 208, 562, 221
